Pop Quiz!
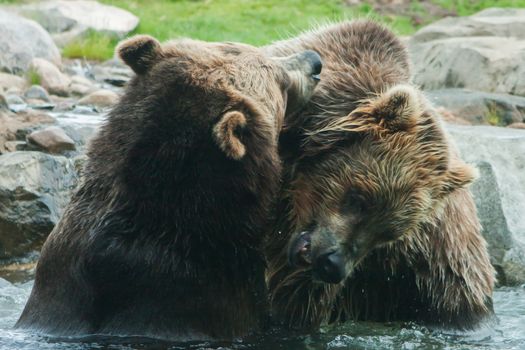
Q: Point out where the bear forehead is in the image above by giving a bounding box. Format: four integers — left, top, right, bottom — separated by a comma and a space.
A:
298, 138, 425, 183
160, 39, 264, 65
151, 39, 284, 94
290, 143, 432, 211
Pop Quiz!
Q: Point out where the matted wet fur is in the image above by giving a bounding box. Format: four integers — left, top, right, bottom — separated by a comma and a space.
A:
16, 35, 321, 340
264, 21, 495, 330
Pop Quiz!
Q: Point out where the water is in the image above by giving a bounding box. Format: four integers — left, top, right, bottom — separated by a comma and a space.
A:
51, 109, 107, 126
0, 275, 523, 350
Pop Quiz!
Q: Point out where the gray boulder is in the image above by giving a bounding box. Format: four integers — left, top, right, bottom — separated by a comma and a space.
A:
426, 89, 525, 125
60, 123, 99, 151
78, 89, 119, 109
30, 58, 71, 97
410, 8, 525, 96
27, 126, 76, 153
0, 73, 28, 93
90, 61, 133, 87
15, 0, 139, 47
411, 8, 525, 44
0, 94, 7, 111
0, 10, 61, 74
24, 85, 51, 103
0, 152, 78, 260
447, 124, 525, 285
68, 75, 96, 96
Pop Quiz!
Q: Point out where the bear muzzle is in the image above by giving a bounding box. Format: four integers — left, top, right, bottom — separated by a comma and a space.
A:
312, 249, 346, 284
288, 228, 349, 284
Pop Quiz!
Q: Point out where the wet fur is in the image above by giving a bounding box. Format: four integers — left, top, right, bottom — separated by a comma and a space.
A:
16, 38, 288, 340
264, 21, 495, 330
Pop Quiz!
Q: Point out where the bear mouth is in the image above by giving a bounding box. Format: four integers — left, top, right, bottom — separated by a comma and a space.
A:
288, 231, 312, 267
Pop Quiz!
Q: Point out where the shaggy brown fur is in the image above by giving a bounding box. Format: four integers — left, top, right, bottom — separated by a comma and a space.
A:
16, 35, 321, 340
264, 21, 495, 330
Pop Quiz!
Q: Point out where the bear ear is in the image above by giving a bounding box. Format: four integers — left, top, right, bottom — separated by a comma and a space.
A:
117, 35, 162, 74
355, 84, 423, 132
213, 111, 248, 160
441, 163, 478, 195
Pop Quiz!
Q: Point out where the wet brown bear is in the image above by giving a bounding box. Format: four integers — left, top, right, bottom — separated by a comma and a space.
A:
16, 35, 321, 340
265, 21, 495, 330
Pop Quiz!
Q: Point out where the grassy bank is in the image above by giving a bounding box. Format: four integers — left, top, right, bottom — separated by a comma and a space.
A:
4, 0, 525, 60
65, 0, 371, 60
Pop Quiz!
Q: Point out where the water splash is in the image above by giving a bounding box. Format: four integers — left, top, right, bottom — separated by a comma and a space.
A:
0, 277, 523, 350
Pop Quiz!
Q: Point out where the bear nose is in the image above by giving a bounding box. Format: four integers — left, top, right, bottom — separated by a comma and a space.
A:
301, 50, 322, 79
313, 250, 346, 284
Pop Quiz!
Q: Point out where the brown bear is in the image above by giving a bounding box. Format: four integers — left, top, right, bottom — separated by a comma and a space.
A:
264, 21, 495, 330
16, 35, 322, 340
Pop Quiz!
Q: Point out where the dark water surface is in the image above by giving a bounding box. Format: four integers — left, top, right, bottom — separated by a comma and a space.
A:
0, 276, 523, 350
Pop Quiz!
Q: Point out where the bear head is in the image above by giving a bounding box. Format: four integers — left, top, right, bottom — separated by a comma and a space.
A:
286, 85, 477, 284
116, 35, 322, 162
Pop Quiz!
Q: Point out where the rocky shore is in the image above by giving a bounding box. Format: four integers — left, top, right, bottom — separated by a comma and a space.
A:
0, 1, 524, 285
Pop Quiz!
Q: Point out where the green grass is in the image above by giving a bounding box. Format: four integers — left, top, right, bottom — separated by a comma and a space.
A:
63, 0, 408, 60
43, 0, 525, 60
62, 30, 117, 61
26, 68, 41, 86
486, 103, 503, 126
105, 0, 349, 45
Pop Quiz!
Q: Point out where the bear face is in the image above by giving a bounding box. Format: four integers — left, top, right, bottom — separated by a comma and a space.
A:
287, 85, 476, 284
116, 35, 322, 161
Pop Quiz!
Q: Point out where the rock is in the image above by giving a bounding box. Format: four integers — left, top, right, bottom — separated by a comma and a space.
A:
0, 10, 61, 74
90, 63, 132, 87
53, 100, 76, 112
508, 122, 525, 129
426, 89, 525, 125
410, 8, 525, 96
3, 141, 27, 152
14, 113, 56, 142
15, 0, 139, 47
27, 102, 56, 111
5, 95, 24, 107
0, 94, 8, 111
23, 85, 51, 102
69, 83, 93, 96
502, 248, 525, 285
410, 37, 525, 96
5, 95, 26, 113
61, 124, 99, 150
27, 126, 76, 153
0, 73, 28, 93
447, 124, 525, 285
14, 109, 56, 126
411, 8, 525, 44
0, 152, 78, 259
78, 89, 119, 108
70, 75, 94, 87
30, 58, 71, 97
0, 110, 55, 153
4, 87, 23, 97
436, 107, 472, 125
0, 260, 37, 282
68, 75, 96, 96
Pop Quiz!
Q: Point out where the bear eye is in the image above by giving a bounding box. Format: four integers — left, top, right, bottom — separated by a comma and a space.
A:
340, 192, 367, 217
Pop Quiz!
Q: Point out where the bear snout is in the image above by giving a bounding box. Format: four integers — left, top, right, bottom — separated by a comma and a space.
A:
312, 249, 346, 284
301, 50, 323, 80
